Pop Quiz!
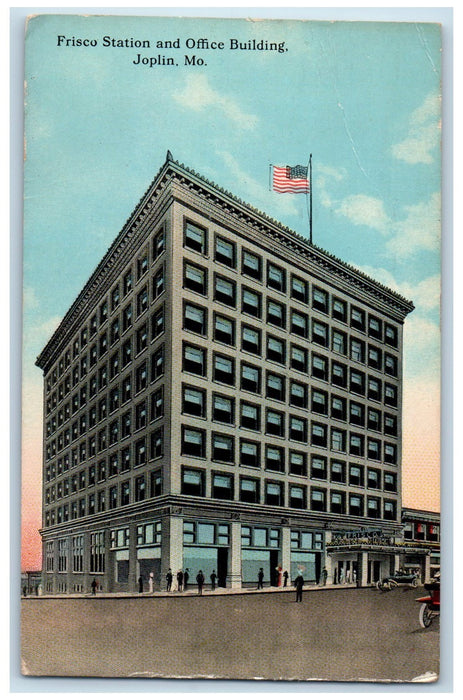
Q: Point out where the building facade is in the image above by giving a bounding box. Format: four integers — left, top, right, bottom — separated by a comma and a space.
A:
37, 154, 414, 593
401, 508, 440, 581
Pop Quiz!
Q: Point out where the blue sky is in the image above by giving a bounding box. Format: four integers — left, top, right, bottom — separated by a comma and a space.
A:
22, 13, 441, 512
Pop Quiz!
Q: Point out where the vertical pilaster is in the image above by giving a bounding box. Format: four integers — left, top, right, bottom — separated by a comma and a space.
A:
83, 530, 91, 594
358, 551, 369, 587
324, 531, 333, 584
161, 513, 184, 589
128, 522, 138, 592
424, 553, 431, 583
281, 526, 291, 579
229, 521, 242, 589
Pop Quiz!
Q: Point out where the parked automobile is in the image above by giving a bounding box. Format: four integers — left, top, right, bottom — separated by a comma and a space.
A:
376, 570, 419, 591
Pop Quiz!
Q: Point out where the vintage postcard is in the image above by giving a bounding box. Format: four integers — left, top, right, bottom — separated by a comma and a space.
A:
21, 13, 442, 682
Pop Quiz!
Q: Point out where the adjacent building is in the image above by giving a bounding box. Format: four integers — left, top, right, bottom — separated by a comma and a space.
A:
37, 153, 415, 593
401, 507, 440, 581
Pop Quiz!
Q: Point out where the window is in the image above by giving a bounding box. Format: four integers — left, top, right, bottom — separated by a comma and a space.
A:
349, 402, 364, 426
213, 353, 235, 385
265, 445, 284, 472
311, 455, 327, 480
182, 427, 206, 458
384, 414, 397, 436
110, 318, 120, 346
332, 298, 347, 322
242, 288, 261, 318
349, 433, 364, 456
311, 422, 327, 447
290, 485, 306, 509
184, 261, 207, 295
266, 372, 285, 401
137, 250, 149, 280
368, 439, 381, 460
212, 473, 234, 500
290, 416, 307, 442
182, 386, 206, 417
121, 410, 131, 438
137, 286, 148, 317
153, 265, 165, 299
214, 275, 236, 307
330, 492, 345, 514
241, 325, 261, 355
266, 410, 284, 437
351, 306, 365, 331
183, 343, 206, 376
150, 428, 164, 459
151, 346, 164, 381
312, 389, 327, 415
267, 336, 285, 364
109, 486, 118, 510
135, 475, 146, 501
332, 331, 346, 355
212, 394, 234, 424
331, 428, 346, 452
312, 286, 328, 313
72, 535, 84, 572
311, 489, 326, 512
385, 354, 398, 377
368, 315, 382, 340
291, 345, 308, 373
136, 323, 148, 354
267, 300, 285, 328
384, 500, 397, 520
331, 396, 346, 421
122, 303, 133, 332
240, 402, 260, 431
90, 531, 105, 573
214, 314, 235, 345
368, 377, 381, 401
289, 451, 307, 476
123, 269, 132, 297
240, 477, 260, 503
368, 408, 381, 431
384, 472, 397, 492
241, 363, 261, 394
267, 263, 286, 293
135, 361, 147, 393
311, 354, 327, 381
151, 470, 162, 497
349, 495, 363, 516
153, 227, 166, 259
121, 339, 132, 367
135, 401, 147, 430
242, 250, 262, 280
331, 460, 346, 483
368, 345, 382, 369
212, 434, 234, 463
384, 384, 397, 407
385, 324, 398, 347
291, 310, 308, 337
240, 440, 260, 468
384, 443, 397, 464
134, 438, 147, 466
349, 465, 364, 486
290, 381, 307, 408
312, 321, 328, 347
367, 468, 381, 489
184, 303, 207, 335
184, 220, 207, 254
265, 481, 283, 506
215, 236, 236, 267
291, 275, 308, 303
58, 539, 68, 572
350, 369, 365, 395
367, 497, 380, 518
350, 339, 365, 363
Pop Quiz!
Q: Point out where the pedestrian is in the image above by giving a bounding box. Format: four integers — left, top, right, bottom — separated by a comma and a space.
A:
196, 569, 205, 595
166, 568, 173, 592
275, 565, 283, 587
138, 575, 143, 593
283, 570, 289, 587
257, 567, 264, 589
176, 569, 184, 592
294, 572, 304, 602
91, 578, 98, 595
184, 568, 190, 591
210, 569, 217, 591
322, 567, 328, 586
333, 568, 338, 585
148, 572, 154, 593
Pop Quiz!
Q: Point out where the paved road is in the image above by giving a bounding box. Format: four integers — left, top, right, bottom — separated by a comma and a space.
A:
21, 586, 439, 682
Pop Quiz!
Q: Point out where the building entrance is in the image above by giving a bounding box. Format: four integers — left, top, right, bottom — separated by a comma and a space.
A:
217, 547, 228, 587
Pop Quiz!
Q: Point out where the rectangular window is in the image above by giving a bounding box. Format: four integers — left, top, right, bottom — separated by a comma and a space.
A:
265, 445, 284, 472
184, 303, 207, 335
290, 416, 307, 442
214, 275, 236, 307
215, 236, 236, 268
331, 459, 346, 483
135, 475, 146, 501
214, 313, 235, 345
291, 345, 308, 373
265, 481, 284, 506
367, 468, 381, 489
368, 345, 382, 369
290, 485, 306, 509
266, 409, 284, 437
240, 363, 261, 394
240, 402, 260, 431
311, 455, 327, 480
311, 422, 327, 447
90, 531, 105, 573
385, 324, 398, 347
331, 428, 346, 452
182, 386, 206, 418
212, 394, 234, 424
240, 477, 259, 503
213, 353, 235, 385
212, 434, 234, 463
351, 306, 365, 331
184, 220, 207, 254
312, 321, 328, 347
350, 339, 365, 363
332, 298, 347, 322
312, 286, 328, 313
184, 261, 207, 295
291, 275, 308, 303
349, 495, 363, 516
290, 381, 307, 408
182, 427, 206, 458
137, 286, 148, 317
267, 263, 286, 293
267, 300, 286, 328
289, 451, 307, 476
212, 473, 234, 500
349, 465, 364, 486
153, 265, 165, 299
242, 325, 261, 355
312, 354, 328, 380
182, 468, 205, 496
311, 489, 326, 512
311, 389, 327, 415
368, 315, 382, 340
349, 433, 364, 456
242, 250, 262, 280
350, 402, 365, 426
331, 396, 346, 421
183, 343, 206, 376
291, 310, 308, 338
267, 335, 285, 364
240, 440, 260, 468
266, 372, 285, 401
242, 288, 261, 318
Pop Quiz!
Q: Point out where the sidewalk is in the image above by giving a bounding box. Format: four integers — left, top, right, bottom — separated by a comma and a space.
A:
22, 582, 359, 599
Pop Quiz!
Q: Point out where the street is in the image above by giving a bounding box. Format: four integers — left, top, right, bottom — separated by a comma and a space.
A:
21, 586, 439, 682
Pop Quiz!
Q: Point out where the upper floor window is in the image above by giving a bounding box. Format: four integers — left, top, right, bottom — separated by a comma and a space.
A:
385, 323, 398, 347
184, 221, 207, 254
312, 287, 328, 313
215, 236, 236, 268
291, 276, 308, 303
267, 263, 286, 293
242, 250, 262, 280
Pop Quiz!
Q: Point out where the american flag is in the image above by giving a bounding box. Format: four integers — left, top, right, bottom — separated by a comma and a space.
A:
273, 164, 310, 193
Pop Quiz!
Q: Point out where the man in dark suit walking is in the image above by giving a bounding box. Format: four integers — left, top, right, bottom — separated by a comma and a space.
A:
294, 573, 304, 602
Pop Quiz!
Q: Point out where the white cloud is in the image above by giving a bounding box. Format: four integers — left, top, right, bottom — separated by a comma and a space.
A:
335, 194, 389, 232
173, 75, 258, 130
23, 314, 63, 350
23, 286, 39, 310
391, 93, 441, 165
352, 265, 440, 312
386, 192, 441, 257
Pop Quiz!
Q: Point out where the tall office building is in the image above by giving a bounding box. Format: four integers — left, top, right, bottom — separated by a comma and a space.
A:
37, 153, 414, 593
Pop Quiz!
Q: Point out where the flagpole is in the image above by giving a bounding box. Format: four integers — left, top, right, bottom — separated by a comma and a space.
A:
309, 153, 313, 245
